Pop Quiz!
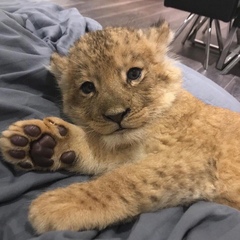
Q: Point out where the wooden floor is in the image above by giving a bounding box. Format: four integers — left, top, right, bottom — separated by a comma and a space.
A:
48, 0, 240, 102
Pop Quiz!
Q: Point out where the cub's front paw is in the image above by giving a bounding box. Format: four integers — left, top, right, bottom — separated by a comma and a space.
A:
29, 185, 99, 233
0, 117, 77, 171
29, 188, 79, 233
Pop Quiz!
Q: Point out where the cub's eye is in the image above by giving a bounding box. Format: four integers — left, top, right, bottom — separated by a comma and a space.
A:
127, 67, 142, 81
80, 81, 95, 94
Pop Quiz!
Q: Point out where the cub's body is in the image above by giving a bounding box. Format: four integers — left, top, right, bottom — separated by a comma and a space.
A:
1, 21, 240, 233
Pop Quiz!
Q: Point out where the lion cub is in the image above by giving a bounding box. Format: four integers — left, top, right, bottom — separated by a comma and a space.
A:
1, 21, 240, 234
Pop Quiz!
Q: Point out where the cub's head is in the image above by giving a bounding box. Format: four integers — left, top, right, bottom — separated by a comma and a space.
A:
50, 21, 182, 147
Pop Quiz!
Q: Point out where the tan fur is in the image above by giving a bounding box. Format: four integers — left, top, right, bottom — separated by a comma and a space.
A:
1, 21, 240, 233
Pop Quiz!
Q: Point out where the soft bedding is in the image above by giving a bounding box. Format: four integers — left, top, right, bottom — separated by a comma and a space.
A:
1, 1, 240, 240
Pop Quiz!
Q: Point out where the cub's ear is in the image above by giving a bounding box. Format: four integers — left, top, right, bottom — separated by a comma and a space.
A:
139, 20, 173, 53
49, 53, 68, 82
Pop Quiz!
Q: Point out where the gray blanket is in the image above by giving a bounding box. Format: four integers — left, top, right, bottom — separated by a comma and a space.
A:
1, 2, 240, 240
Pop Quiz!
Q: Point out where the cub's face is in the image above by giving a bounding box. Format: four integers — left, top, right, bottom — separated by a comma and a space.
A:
50, 21, 182, 146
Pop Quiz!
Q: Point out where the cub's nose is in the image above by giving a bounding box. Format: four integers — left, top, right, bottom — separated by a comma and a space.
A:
104, 108, 131, 124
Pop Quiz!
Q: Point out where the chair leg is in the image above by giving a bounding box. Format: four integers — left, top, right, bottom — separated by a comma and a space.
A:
188, 17, 208, 43
202, 24, 208, 34
220, 45, 240, 74
216, 24, 238, 70
225, 45, 240, 64
221, 54, 240, 74
173, 13, 195, 40
214, 20, 223, 52
182, 15, 201, 45
203, 18, 213, 70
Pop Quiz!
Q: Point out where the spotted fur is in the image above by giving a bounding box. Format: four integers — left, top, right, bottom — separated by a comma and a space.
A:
1, 21, 240, 233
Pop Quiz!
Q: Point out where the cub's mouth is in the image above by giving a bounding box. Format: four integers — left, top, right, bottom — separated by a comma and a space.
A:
115, 126, 125, 131
110, 125, 141, 135
101, 124, 146, 147
114, 127, 129, 134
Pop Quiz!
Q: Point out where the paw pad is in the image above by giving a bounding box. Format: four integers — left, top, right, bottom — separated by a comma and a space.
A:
10, 135, 28, 147
57, 125, 68, 136
60, 151, 76, 164
34, 135, 56, 149
24, 125, 41, 137
18, 162, 33, 169
8, 149, 26, 159
30, 135, 56, 167
32, 156, 54, 168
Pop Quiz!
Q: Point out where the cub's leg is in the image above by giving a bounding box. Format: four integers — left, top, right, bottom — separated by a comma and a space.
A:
29, 154, 218, 233
0, 117, 93, 172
